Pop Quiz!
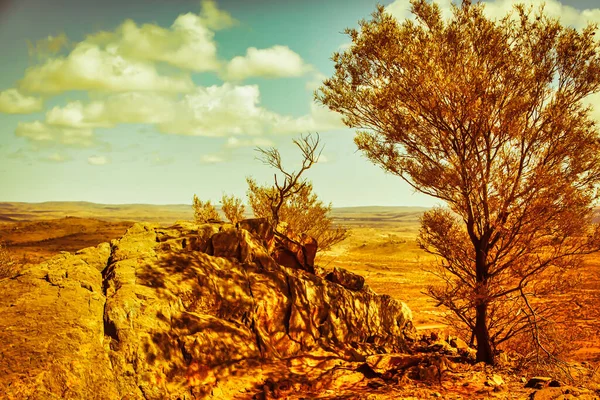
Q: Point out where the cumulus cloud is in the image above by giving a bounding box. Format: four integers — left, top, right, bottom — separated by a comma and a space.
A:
20, 0, 236, 95
19, 43, 194, 94
275, 102, 345, 133
86, 13, 221, 72
0, 89, 43, 114
45, 92, 176, 128
88, 155, 109, 165
158, 83, 291, 136
198, 0, 238, 30
15, 121, 96, 147
483, 0, 600, 28
18, 82, 345, 148
385, 0, 600, 29
224, 46, 312, 81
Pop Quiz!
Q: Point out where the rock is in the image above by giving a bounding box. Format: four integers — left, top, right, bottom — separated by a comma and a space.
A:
525, 376, 553, 389
448, 336, 469, 351
326, 267, 366, 291
0, 251, 118, 399
417, 364, 440, 382
366, 354, 422, 374
237, 218, 274, 244
528, 386, 596, 400
427, 340, 458, 355
75, 242, 111, 271
0, 221, 416, 399
271, 232, 318, 274
486, 374, 505, 387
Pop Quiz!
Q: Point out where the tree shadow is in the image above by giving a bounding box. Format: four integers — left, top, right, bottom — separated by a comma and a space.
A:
103, 222, 415, 399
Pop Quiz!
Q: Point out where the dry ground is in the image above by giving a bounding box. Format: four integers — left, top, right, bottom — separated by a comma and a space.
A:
1, 202, 599, 366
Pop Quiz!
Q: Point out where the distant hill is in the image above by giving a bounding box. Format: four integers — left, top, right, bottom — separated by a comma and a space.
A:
0, 201, 430, 227
0, 202, 193, 225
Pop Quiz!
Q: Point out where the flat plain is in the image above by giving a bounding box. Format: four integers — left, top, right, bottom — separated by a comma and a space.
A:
1, 201, 598, 364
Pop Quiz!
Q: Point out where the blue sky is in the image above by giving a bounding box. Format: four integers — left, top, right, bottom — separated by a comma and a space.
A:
1, 0, 599, 206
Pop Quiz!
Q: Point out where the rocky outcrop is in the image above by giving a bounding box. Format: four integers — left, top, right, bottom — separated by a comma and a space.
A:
0, 220, 415, 400
0, 244, 118, 400
326, 267, 366, 291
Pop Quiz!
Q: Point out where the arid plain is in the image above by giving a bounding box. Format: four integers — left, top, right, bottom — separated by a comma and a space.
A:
1, 201, 598, 365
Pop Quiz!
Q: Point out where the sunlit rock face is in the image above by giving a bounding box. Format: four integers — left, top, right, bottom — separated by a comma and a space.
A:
0, 219, 415, 399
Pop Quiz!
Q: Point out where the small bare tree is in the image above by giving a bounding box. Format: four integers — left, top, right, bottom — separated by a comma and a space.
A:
247, 133, 348, 251
192, 194, 221, 224
220, 194, 246, 224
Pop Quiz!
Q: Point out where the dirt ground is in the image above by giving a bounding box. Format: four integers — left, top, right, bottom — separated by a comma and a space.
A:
1, 204, 599, 366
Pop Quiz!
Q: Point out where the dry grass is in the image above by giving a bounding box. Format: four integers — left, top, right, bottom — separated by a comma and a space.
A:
318, 221, 600, 365
1, 203, 599, 365
0, 242, 16, 279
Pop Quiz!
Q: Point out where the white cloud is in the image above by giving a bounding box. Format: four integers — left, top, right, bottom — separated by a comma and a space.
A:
386, 0, 454, 21
86, 13, 220, 72
224, 46, 312, 81
275, 102, 345, 133
15, 121, 96, 147
0, 88, 43, 114
45, 92, 176, 128
482, 0, 600, 28
88, 155, 109, 165
20, 0, 236, 94
19, 83, 345, 148
305, 72, 328, 91
19, 42, 194, 94
200, 154, 225, 164
385, 0, 600, 29
158, 83, 288, 136
198, 0, 238, 31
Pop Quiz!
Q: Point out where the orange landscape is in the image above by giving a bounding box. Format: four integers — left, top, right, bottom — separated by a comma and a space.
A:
3, 0, 600, 398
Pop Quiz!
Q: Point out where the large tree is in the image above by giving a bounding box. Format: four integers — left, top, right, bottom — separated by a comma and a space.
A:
317, 0, 600, 364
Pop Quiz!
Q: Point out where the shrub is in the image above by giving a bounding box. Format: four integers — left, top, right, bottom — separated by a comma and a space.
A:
220, 194, 245, 224
192, 194, 221, 223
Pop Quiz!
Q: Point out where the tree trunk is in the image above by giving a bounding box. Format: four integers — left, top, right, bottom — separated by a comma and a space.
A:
473, 240, 494, 364
475, 302, 494, 364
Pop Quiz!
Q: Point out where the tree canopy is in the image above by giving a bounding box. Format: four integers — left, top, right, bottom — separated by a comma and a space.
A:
317, 0, 600, 364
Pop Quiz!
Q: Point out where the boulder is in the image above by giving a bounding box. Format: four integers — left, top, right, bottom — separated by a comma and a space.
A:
366, 354, 422, 374
270, 232, 317, 274
0, 245, 118, 399
326, 267, 366, 291
0, 221, 416, 399
525, 376, 553, 389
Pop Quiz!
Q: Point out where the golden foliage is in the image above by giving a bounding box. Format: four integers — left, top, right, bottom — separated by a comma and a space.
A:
247, 178, 347, 251
192, 194, 221, 224
220, 194, 245, 224
318, 0, 600, 364
247, 133, 348, 251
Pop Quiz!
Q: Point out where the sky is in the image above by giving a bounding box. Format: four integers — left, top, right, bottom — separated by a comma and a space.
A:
1, 0, 600, 207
